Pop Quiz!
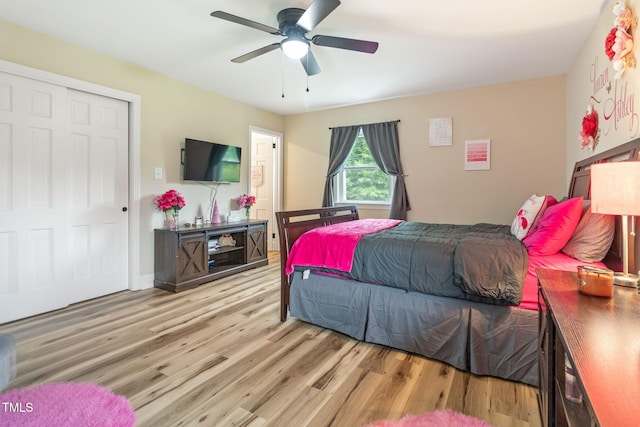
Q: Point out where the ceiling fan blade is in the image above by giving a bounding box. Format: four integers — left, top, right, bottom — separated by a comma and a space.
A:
231, 43, 281, 63
300, 50, 321, 76
311, 35, 378, 54
297, 0, 341, 32
211, 11, 281, 35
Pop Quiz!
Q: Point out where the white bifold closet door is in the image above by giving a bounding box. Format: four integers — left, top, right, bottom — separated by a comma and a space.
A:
0, 72, 129, 323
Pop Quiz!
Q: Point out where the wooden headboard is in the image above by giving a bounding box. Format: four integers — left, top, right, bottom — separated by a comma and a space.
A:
568, 138, 640, 272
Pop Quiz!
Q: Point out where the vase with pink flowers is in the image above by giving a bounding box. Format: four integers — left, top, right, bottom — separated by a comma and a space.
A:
237, 194, 256, 219
154, 189, 186, 229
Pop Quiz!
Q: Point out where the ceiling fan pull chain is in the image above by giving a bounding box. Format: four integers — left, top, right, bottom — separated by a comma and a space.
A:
282, 52, 286, 98
306, 54, 310, 93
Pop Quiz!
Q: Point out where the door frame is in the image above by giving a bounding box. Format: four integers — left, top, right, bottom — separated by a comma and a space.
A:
248, 126, 283, 251
0, 59, 142, 290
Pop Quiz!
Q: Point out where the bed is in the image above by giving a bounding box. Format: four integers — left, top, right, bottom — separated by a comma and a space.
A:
276, 139, 640, 387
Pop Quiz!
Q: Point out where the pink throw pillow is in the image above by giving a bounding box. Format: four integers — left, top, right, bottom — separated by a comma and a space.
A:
510, 194, 557, 240
523, 197, 584, 256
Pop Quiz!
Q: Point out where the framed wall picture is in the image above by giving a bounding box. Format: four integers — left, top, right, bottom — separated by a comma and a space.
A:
429, 117, 453, 146
464, 139, 490, 170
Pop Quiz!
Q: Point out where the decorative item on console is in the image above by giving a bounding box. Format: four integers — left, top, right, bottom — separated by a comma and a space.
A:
577, 265, 614, 297
579, 104, 600, 151
227, 210, 244, 222
211, 200, 221, 224
237, 194, 256, 218
605, 1, 637, 79
154, 189, 186, 229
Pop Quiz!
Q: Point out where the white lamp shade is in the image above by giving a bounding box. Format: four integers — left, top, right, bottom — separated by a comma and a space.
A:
281, 38, 309, 59
591, 162, 640, 216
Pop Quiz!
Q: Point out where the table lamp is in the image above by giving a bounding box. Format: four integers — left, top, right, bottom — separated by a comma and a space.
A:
591, 162, 640, 287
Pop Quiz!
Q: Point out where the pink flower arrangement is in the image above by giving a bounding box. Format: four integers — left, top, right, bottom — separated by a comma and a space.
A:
579, 105, 599, 151
604, 27, 617, 60
237, 194, 256, 209
154, 189, 186, 212
605, 1, 637, 79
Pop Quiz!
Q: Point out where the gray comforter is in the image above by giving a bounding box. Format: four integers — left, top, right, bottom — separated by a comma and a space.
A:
299, 222, 528, 306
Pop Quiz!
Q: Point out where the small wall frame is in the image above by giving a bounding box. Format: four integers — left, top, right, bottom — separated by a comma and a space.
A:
464, 139, 490, 170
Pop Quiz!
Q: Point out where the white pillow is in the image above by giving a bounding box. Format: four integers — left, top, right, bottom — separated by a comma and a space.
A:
562, 200, 615, 262
511, 194, 555, 240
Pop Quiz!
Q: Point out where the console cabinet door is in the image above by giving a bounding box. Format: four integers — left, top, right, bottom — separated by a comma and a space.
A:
176, 234, 208, 282
247, 224, 267, 263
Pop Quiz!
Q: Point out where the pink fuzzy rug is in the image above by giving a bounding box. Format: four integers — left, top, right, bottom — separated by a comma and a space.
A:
366, 409, 494, 427
0, 382, 135, 426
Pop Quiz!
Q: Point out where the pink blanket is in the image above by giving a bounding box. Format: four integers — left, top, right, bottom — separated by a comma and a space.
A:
517, 252, 606, 311
285, 219, 403, 275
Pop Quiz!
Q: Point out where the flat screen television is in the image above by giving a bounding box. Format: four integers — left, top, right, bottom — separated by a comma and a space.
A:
182, 138, 242, 183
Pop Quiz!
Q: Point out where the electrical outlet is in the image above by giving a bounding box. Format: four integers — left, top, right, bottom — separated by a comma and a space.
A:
154, 167, 163, 179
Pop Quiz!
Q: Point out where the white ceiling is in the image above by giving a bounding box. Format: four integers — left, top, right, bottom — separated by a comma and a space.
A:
0, 0, 607, 116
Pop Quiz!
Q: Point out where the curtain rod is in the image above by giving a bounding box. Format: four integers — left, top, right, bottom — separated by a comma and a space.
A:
329, 119, 400, 130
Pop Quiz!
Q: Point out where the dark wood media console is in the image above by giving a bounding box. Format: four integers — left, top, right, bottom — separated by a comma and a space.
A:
154, 220, 268, 292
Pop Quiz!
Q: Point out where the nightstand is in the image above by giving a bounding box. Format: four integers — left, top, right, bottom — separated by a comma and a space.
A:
537, 268, 640, 426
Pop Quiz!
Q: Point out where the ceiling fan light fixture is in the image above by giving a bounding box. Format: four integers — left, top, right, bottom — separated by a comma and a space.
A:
281, 37, 309, 59
212, 2, 379, 77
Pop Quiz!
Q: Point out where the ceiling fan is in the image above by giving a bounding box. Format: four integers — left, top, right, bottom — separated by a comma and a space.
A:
210, 0, 379, 76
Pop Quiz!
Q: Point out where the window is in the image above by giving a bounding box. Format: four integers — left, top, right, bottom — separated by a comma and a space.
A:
336, 130, 392, 205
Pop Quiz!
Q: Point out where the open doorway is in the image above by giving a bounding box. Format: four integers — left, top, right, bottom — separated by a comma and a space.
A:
249, 126, 283, 252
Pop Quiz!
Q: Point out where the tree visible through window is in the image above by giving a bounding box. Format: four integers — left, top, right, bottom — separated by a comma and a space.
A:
337, 130, 391, 203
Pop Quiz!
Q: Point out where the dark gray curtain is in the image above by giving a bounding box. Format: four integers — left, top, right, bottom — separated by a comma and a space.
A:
322, 125, 360, 207
361, 121, 411, 220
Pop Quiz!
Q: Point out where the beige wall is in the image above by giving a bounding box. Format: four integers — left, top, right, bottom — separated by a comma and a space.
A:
566, 0, 640, 268
284, 76, 567, 225
284, 0, 639, 232
0, 20, 284, 281
566, 0, 640, 177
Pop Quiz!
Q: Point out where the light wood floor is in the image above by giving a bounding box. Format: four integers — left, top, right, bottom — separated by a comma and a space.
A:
0, 252, 541, 427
